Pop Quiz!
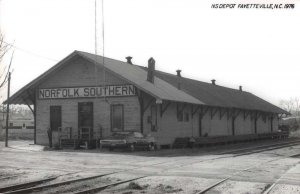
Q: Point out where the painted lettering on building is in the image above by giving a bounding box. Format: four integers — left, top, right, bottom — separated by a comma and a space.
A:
39, 85, 136, 99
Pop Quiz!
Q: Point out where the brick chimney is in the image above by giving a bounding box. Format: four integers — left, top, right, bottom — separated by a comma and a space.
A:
126, 56, 132, 64
176, 70, 182, 89
211, 79, 216, 85
239, 86, 243, 91
176, 70, 181, 77
147, 57, 155, 83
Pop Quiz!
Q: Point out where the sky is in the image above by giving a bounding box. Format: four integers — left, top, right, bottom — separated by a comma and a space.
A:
0, 0, 300, 106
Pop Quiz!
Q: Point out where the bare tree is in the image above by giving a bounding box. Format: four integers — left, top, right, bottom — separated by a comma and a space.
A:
0, 33, 11, 81
279, 97, 300, 116
279, 98, 300, 132
0, 33, 12, 105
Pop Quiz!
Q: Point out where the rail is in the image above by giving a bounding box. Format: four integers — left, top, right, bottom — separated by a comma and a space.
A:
196, 151, 300, 194
174, 131, 290, 148
2, 139, 299, 193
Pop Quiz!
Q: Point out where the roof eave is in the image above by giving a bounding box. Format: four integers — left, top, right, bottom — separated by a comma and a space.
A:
3, 51, 80, 105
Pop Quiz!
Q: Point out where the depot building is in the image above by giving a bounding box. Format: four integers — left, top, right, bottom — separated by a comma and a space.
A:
7, 51, 288, 147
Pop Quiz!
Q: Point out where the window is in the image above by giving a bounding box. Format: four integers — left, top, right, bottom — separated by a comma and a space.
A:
151, 105, 157, 131
111, 104, 124, 131
9, 123, 13, 127
177, 111, 183, 122
184, 112, 189, 122
177, 111, 189, 122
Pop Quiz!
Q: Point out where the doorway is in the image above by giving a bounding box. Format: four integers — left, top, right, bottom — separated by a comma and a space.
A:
78, 102, 93, 139
50, 106, 62, 132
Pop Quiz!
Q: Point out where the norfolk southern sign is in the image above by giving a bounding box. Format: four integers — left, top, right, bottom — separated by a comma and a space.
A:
39, 85, 136, 99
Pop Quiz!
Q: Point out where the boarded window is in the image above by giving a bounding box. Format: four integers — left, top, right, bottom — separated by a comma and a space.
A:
111, 105, 124, 131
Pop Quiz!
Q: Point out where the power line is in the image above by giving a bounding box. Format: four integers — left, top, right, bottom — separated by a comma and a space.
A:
2, 40, 59, 62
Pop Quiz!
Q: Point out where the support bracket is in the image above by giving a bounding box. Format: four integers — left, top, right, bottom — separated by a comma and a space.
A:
234, 109, 241, 118
211, 107, 218, 119
219, 108, 227, 120
244, 110, 250, 120
143, 98, 155, 114
192, 105, 200, 118
160, 101, 171, 117
227, 108, 233, 120
23, 98, 34, 114
177, 103, 187, 115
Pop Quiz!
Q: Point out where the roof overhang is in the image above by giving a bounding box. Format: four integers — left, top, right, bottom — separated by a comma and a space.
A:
3, 51, 79, 105
4, 51, 204, 106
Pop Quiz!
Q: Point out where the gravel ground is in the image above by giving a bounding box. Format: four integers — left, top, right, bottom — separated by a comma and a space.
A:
269, 184, 300, 194
205, 180, 268, 194
101, 176, 220, 194
0, 140, 300, 193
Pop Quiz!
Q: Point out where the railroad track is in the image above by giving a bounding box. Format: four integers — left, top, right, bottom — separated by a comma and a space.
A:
59, 141, 300, 193
2, 172, 121, 194
137, 139, 300, 171
219, 139, 300, 155
1, 139, 299, 194
262, 183, 277, 194
0, 176, 58, 193
73, 143, 300, 194
154, 139, 300, 171
0, 171, 81, 193
196, 152, 300, 194
261, 154, 300, 194
1, 169, 147, 194
73, 176, 147, 194
232, 142, 300, 157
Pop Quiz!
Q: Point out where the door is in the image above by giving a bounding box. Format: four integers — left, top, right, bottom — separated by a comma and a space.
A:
78, 102, 93, 139
50, 106, 62, 132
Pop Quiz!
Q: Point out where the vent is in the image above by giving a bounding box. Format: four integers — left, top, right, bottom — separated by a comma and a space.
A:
176, 70, 181, 77
125, 56, 132, 64
211, 79, 216, 85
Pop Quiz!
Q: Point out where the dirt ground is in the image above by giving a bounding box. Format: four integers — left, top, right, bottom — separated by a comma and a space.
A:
0, 140, 300, 193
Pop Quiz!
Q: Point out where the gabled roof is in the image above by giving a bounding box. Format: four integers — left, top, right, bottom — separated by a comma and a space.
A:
77, 51, 203, 104
6, 51, 288, 114
4, 51, 80, 105
6, 51, 203, 105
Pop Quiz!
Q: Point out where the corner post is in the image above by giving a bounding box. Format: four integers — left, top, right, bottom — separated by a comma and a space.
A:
137, 90, 144, 134
33, 92, 37, 144
5, 72, 11, 147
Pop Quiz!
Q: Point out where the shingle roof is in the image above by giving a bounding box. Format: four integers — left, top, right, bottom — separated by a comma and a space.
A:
6, 51, 203, 105
77, 51, 203, 105
139, 66, 288, 114
6, 50, 288, 114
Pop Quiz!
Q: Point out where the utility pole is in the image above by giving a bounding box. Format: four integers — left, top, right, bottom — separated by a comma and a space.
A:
5, 72, 11, 147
